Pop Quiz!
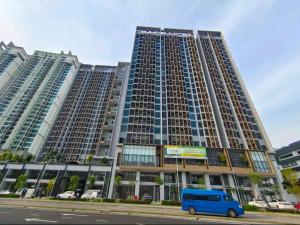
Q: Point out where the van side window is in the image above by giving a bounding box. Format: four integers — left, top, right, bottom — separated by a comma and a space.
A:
183, 194, 208, 200
224, 195, 234, 201
208, 195, 220, 201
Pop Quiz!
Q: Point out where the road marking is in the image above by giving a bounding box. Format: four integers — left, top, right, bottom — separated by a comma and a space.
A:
96, 219, 107, 222
61, 216, 72, 219
62, 213, 88, 217
0, 211, 9, 214
30, 213, 39, 216
135, 223, 144, 225
25, 218, 58, 223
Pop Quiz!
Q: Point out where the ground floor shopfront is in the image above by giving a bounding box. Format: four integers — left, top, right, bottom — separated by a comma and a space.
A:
0, 162, 280, 203
111, 170, 280, 204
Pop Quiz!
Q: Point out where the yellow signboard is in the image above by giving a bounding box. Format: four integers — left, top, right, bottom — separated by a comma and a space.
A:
163, 145, 207, 159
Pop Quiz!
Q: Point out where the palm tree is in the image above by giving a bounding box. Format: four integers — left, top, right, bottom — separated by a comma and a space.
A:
248, 172, 263, 199
87, 176, 96, 190
114, 175, 122, 198
86, 154, 93, 165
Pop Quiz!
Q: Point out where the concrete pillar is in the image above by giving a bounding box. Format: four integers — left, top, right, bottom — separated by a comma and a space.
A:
204, 174, 211, 190
181, 172, 187, 188
159, 172, 164, 201
228, 174, 238, 200
135, 171, 140, 199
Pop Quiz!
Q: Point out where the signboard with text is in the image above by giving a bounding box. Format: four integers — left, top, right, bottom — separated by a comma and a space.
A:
163, 145, 207, 159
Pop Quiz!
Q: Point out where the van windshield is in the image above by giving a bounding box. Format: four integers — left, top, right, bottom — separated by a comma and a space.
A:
224, 195, 234, 201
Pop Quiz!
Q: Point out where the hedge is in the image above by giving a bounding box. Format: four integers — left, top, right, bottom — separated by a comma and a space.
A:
161, 200, 181, 206
0, 194, 19, 198
102, 198, 116, 203
266, 208, 299, 214
243, 204, 259, 211
119, 199, 151, 204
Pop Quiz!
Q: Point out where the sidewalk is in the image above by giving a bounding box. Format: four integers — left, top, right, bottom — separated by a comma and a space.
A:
0, 198, 300, 224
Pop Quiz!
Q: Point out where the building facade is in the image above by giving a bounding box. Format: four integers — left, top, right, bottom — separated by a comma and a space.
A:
0, 51, 79, 155
0, 26, 281, 202
109, 27, 278, 203
0, 42, 28, 91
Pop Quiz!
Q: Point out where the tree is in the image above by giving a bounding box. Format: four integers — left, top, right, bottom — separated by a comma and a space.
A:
197, 177, 206, 189
87, 176, 96, 190
100, 157, 108, 165
114, 175, 122, 198
249, 172, 263, 199
155, 176, 164, 186
128, 177, 136, 198
68, 175, 80, 191
218, 153, 227, 165
14, 174, 28, 191
86, 154, 93, 164
282, 168, 300, 199
46, 178, 56, 196
2, 150, 13, 161
25, 154, 35, 162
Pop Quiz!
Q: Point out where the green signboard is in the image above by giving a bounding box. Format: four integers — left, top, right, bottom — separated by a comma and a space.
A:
163, 145, 207, 159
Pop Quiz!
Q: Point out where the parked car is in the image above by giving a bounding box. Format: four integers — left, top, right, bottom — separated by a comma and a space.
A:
0, 190, 14, 195
268, 199, 294, 210
248, 199, 267, 208
24, 189, 35, 198
81, 190, 102, 199
294, 202, 300, 210
57, 191, 76, 199
181, 189, 244, 217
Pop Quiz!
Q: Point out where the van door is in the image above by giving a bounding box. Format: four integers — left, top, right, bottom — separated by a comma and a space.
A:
205, 195, 223, 214
194, 195, 210, 213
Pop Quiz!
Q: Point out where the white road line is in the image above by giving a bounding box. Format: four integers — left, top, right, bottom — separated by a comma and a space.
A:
96, 219, 108, 222
62, 213, 88, 217
25, 218, 58, 223
0, 212, 9, 214
30, 213, 39, 216
135, 223, 144, 225
61, 216, 72, 219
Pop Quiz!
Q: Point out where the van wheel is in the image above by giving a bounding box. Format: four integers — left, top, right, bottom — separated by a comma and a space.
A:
228, 209, 237, 218
188, 206, 196, 215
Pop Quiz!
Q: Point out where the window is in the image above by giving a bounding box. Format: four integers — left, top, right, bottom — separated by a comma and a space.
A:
250, 151, 271, 173
279, 153, 293, 160
224, 195, 234, 201
183, 194, 220, 201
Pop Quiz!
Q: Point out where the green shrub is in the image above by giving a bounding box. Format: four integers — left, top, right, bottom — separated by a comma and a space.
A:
161, 200, 181, 206
102, 198, 116, 203
243, 204, 259, 211
119, 199, 151, 204
266, 208, 299, 214
91, 198, 102, 202
0, 194, 19, 198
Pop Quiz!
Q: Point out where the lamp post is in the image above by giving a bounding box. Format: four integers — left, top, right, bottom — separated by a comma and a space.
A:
175, 150, 180, 201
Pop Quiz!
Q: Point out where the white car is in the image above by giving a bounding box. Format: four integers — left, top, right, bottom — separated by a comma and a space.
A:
57, 191, 76, 199
268, 199, 295, 210
24, 189, 35, 198
81, 190, 102, 199
0, 190, 13, 195
248, 199, 267, 208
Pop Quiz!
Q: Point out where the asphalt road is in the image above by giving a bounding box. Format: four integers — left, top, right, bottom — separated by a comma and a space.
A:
0, 206, 223, 224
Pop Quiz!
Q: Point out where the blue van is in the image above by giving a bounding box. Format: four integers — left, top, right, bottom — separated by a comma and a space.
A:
181, 189, 244, 217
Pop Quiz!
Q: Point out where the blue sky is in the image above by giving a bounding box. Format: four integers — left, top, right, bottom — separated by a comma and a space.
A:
0, 0, 299, 148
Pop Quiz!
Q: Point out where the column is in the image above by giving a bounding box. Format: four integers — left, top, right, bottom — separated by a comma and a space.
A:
135, 171, 140, 199
204, 173, 211, 190
181, 172, 187, 188
159, 171, 164, 201
228, 174, 238, 200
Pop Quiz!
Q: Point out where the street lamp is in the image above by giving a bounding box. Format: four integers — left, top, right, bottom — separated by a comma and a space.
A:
175, 150, 180, 201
